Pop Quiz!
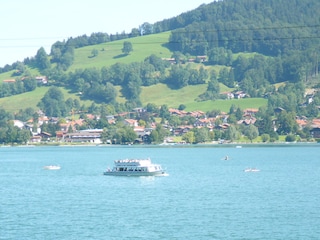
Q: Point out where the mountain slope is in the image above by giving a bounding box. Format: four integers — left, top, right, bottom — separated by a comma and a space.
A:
69, 32, 172, 71
1, 0, 319, 116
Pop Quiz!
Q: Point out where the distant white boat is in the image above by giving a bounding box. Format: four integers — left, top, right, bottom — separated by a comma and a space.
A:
43, 165, 61, 170
244, 168, 260, 172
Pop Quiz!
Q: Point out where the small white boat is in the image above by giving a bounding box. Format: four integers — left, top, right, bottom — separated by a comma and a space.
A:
43, 165, 61, 170
244, 168, 260, 172
104, 158, 167, 176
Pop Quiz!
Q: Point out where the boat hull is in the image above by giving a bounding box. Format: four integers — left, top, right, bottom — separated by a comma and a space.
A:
103, 170, 167, 177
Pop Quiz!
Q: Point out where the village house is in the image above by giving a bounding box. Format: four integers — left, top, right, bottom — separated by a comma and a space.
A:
38, 116, 49, 125
243, 108, 259, 115
59, 123, 69, 132
63, 129, 102, 144
310, 119, 320, 138
187, 110, 205, 118
215, 123, 230, 130
234, 91, 246, 99
296, 117, 309, 130
25, 119, 41, 135
3, 79, 16, 83
161, 58, 176, 64
39, 132, 52, 141
13, 120, 25, 129
169, 108, 187, 117
134, 126, 146, 138
221, 92, 234, 99
107, 118, 116, 125
311, 127, 320, 138
132, 107, 146, 113
238, 117, 257, 125
123, 119, 138, 127
194, 118, 214, 128
196, 55, 207, 62
173, 125, 193, 136
30, 135, 42, 143
35, 76, 48, 84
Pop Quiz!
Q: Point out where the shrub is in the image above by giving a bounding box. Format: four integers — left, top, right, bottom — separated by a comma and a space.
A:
285, 134, 296, 142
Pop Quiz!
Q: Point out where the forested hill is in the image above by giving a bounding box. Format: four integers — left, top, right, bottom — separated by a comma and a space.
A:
0, 0, 320, 122
156, 0, 319, 32
154, 0, 320, 56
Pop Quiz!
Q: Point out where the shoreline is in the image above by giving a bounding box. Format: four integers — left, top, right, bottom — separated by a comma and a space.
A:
1, 141, 319, 148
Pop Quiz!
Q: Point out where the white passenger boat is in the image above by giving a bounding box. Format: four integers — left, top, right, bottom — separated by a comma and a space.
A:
43, 165, 61, 170
103, 158, 167, 176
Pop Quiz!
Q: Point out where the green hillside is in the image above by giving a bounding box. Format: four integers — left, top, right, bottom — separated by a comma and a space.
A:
140, 83, 267, 112
3, 30, 265, 114
0, 33, 287, 116
186, 98, 267, 113
70, 32, 172, 70
2, 0, 316, 116
0, 86, 95, 113
140, 83, 207, 108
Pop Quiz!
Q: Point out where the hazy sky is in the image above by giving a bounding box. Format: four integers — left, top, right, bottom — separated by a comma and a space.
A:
0, 0, 213, 67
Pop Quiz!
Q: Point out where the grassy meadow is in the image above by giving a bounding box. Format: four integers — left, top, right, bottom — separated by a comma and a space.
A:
70, 32, 172, 70
140, 83, 267, 112
140, 83, 207, 108
185, 98, 267, 113
0, 71, 16, 81
0, 87, 49, 113
0, 86, 95, 113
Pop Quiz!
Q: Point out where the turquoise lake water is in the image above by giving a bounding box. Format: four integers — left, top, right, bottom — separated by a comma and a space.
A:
0, 144, 319, 240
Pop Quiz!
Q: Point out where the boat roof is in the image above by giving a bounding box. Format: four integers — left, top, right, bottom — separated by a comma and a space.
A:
114, 158, 156, 167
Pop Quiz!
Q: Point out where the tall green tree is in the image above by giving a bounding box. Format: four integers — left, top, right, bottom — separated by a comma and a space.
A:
122, 71, 141, 103
243, 124, 259, 142
91, 48, 99, 57
194, 128, 209, 143
226, 125, 241, 142
276, 111, 298, 135
167, 65, 189, 89
182, 131, 195, 144
150, 123, 167, 143
122, 41, 133, 55
159, 104, 170, 120
35, 47, 51, 70
38, 87, 67, 117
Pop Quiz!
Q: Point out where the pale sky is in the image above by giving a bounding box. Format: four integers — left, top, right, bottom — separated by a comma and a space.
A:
0, 0, 213, 67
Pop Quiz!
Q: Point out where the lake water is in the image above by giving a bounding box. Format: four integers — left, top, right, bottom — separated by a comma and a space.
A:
1, 144, 319, 240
